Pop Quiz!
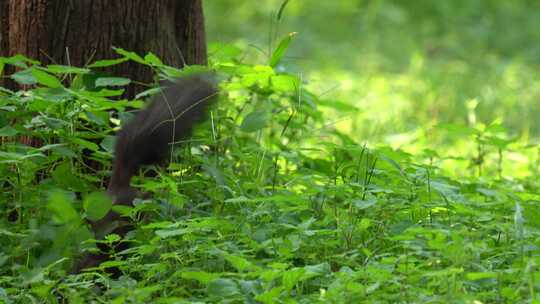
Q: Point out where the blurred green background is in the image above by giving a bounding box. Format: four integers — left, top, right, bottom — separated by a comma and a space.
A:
205, 0, 540, 149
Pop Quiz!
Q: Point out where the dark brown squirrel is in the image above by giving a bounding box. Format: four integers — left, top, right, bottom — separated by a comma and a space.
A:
75, 74, 218, 273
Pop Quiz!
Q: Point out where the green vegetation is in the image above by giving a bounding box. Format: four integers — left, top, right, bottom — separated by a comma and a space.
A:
1, 1, 540, 302
206, 0, 540, 141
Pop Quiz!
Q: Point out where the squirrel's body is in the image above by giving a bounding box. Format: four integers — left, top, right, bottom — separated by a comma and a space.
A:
75, 75, 217, 273
108, 75, 217, 205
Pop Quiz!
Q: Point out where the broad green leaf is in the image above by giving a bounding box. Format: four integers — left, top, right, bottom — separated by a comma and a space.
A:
99, 260, 127, 269
202, 163, 225, 185
0, 151, 25, 163
52, 162, 86, 191
282, 268, 305, 292
271, 74, 299, 92
208, 43, 242, 62
111, 205, 133, 217
207, 278, 240, 297
224, 254, 258, 272
466, 272, 497, 280
70, 138, 100, 151
100, 135, 115, 153
1, 54, 39, 68
84, 110, 109, 126
240, 110, 269, 132
180, 271, 220, 284
255, 287, 283, 304
83, 192, 112, 221
47, 190, 79, 224
48, 145, 78, 158
351, 198, 377, 210
32, 68, 63, 88
144, 52, 164, 66
10, 69, 37, 85
303, 263, 330, 277
0, 126, 18, 136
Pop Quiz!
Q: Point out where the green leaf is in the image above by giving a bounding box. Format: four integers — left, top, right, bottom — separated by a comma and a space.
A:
224, 254, 258, 272
282, 268, 305, 292
271, 74, 299, 92
100, 135, 115, 153
155, 228, 189, 238
52, 162, 86, 191
208, 43, 242, 62
47, 190, 79, 224
255, 287, 283, 304
10, 69, 37, 85
135, 87, 162, 100
112, 205, 133, 217
32, 68, 63, 88
47, 144, 77, 158
207, 278, 240, 298
114, 47, 146, 64
351, 198, 377, 210
87, 58, 129, 68
95, 77, 131, 87
0, 126, 18, 136
1, 54, 39, 68
99, 260, 127, 269
83, 192, 112, 221
0, 151, 45, 163
240, 110, 269, 132
180, 271, 219, 284
269, 32, 297, 68
46, 65, 91, 74
70, 138, 100, 151
144, 52, 164, 66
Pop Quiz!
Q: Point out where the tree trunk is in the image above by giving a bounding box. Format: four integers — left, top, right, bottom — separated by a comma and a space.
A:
0, 0, 210, 273
0, 0, 208, 96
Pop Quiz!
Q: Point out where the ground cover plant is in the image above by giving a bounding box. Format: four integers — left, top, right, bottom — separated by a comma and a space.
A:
1, 35, 540, 304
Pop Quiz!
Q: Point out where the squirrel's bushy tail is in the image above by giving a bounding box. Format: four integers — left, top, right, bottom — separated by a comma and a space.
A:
75, 75, 217, 274
107, 75, 217, 204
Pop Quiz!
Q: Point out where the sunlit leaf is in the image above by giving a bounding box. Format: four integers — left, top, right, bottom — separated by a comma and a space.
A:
269, 32, 297, 68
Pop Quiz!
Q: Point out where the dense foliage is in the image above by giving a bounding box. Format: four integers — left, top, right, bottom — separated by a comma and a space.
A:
206, 0, 540, 140
1, 39, 539, 303
1, 1, 540, 302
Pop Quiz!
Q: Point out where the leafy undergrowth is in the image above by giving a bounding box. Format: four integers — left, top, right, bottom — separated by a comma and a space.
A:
1, 46, 540, 303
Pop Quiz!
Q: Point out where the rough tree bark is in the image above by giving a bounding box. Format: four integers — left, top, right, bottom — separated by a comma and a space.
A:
0, 0, 208, 166
0, 0, 208, 95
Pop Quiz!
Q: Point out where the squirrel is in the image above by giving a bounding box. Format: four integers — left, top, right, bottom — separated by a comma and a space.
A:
75, 75, 217, 273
